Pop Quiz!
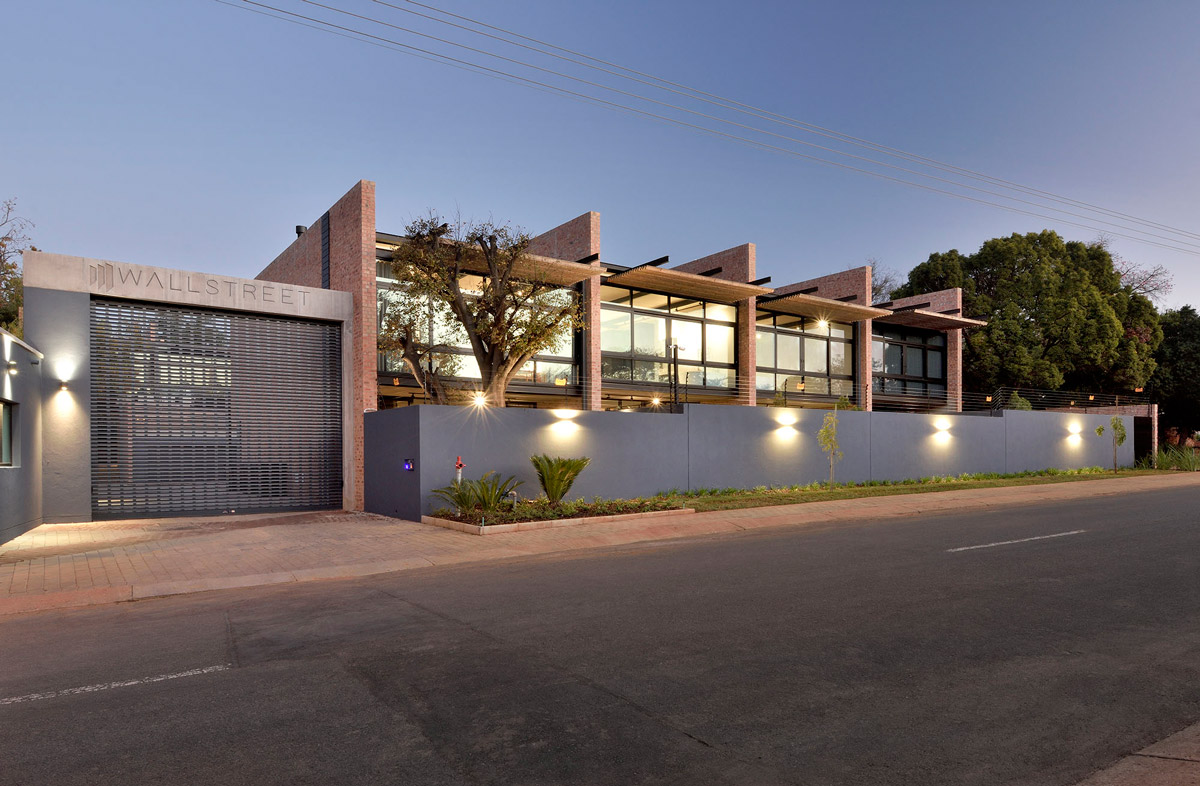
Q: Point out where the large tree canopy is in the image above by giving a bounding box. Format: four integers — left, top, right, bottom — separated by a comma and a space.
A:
0, 198, 35, 336
1149, 306, 1200, 438
892, 230, 1161, 392
378, 214, 582, 407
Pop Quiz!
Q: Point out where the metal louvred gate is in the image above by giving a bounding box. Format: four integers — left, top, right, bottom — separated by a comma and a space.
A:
90, 298, 343, 519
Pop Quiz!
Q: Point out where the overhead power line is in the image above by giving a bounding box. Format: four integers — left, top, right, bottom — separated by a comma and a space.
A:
219, 0, 1200, 256
377, 0, 1200, 245
297, 0, 1200, 250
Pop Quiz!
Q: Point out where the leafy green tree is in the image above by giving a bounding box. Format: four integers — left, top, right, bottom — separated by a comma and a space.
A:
1148, 306, 1200, 438
0, 199, 35, 337
1094, 416, 1127, 474
817, 410, 843, 486
380, 214, 582, 406
893, 231, 1161, 392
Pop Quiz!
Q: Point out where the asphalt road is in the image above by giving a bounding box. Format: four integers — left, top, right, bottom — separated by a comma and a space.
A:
3, 486, 1200, 786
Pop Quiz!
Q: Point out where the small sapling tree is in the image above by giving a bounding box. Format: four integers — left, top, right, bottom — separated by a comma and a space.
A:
818, 410, 843, 486
1094, 416, 1128, 474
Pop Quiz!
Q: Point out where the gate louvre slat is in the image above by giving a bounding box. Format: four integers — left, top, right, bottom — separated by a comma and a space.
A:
89, 298, 342, 519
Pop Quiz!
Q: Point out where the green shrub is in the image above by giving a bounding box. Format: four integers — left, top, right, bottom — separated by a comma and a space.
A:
530, 454, 592, 505
1006, 392, 1033, 410
431, 472, 523, 515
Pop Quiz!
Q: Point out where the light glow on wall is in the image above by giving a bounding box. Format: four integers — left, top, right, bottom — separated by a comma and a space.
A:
1067, 422, 1083, 447
548, 419, 580, 436
774, 425, 799, 440
551, 409, 579, 420
775, 412, 798, 427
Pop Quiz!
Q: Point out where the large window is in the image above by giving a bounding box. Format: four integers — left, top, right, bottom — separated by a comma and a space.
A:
375, 267, 578, 388
600, 285, 737, 389
755, 313, 855, 399
0, 401, 11, 467
871, 327, 946, 400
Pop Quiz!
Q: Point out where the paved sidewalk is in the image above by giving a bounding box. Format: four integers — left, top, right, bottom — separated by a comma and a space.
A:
2, 472, 1197, 616
1075, 720, 1200, 785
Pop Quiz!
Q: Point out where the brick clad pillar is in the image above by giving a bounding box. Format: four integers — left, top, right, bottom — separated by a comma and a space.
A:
528, 212, 602, 410
738, 296, 756, 406
859, 318, 873, 411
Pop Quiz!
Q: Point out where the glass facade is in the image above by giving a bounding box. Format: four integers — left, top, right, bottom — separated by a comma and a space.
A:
376, 267, 578, 388
600, 285, 737, 389
755, 313, 855, 400
871, 327, 946, 400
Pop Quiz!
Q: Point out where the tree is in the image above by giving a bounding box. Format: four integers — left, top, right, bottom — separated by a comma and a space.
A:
1094, 416, 1127, 474
0, 199, 35, 337
1148, 305, 1200, 438
379, 214, 582, 407
893, 231, 1161, 393
817, 410, 843, 486
863, 258, 904, 304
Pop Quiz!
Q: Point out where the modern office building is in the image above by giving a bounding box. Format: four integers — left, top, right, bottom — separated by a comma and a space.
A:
261, 180, 982, 412
0, 179, 988, 538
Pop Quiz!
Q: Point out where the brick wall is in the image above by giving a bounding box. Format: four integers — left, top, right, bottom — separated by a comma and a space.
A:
676, 244, 757, 405
529, 212, 602, 410
257, 180, 376, 510
888, 288, 964, 412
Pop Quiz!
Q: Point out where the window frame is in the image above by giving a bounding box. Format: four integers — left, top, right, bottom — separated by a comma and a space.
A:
754, 312, 856, 400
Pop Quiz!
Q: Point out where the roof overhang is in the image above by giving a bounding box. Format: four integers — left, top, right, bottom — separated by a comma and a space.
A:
603, 265, 771, 303
874, 309, 987, 330
376, 234, 604, 286
758, 292, 891, 323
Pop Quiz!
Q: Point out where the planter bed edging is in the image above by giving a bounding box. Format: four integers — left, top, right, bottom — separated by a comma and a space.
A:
421, 507, 696, 536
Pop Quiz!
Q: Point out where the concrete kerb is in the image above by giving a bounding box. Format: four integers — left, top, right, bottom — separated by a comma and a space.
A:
1074, 719, 1200, 785
2, 473, 1197, 618
421, 507, 696, 535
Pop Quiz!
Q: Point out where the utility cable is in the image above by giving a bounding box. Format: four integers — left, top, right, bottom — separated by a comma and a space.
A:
380, 0, 1200, 243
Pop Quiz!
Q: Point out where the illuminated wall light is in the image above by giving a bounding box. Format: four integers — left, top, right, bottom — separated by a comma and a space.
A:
773, 425, 799, 440
402, 459, 414, 471
651, 397, 661, 407
934, 418, 951, 432
816, 319, 828, 331
776, 412, 798, 427
5, 360, 16, 376
59, 380, 69, 391
1067, 434, 1082, 447
549, 419, 580, 436
472, 391, 487, 408
554, 377, 567, 387
1068, 423, 1082, 434
1088, 395, 1095, 401
550, 409, 579, 420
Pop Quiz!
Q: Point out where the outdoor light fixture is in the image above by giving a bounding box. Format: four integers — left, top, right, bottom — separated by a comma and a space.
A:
554, 377, 567, 387
651, 396, 661, 407
934, 418, 951, 432
402, 459, 414, 472
817, 319, 828, 331
1089, 395, 1095, 401
550, 409, 578, 419
472, 392, 487, 408
1068, 423, 1083, 434
776, 412, 798, 427
5, 361, 16, 376
986, 396, 992, 403
59, 380, 68, 391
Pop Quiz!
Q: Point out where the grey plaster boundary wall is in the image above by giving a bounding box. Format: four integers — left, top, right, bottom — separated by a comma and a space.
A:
0, 329, 44, 543
364, 404, 1134, 522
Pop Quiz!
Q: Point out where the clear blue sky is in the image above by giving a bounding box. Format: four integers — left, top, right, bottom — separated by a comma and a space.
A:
7, 0, 1199, 309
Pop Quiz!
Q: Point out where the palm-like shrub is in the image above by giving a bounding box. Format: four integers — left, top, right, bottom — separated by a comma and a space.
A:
432, 472, 523, 515
473, 472, 524, 514
530, 454, 591, 505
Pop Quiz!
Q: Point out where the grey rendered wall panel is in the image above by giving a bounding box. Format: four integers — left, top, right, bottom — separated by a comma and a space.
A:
23, 287, 92, 523
0, 339, 43, 544
361, 405, 1144, 520
687, 405, 871, 489
416, 406, 690, 511
1003, 410, 1134, 472
363, 406, 422, 521
869, 411, 1007, 481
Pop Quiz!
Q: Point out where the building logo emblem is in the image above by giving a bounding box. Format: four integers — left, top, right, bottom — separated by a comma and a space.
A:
88, 262, 116, 293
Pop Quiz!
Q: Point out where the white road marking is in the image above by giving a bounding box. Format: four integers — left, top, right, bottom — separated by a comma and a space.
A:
947, 529, 1087, 553
0, 664, 230, 706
